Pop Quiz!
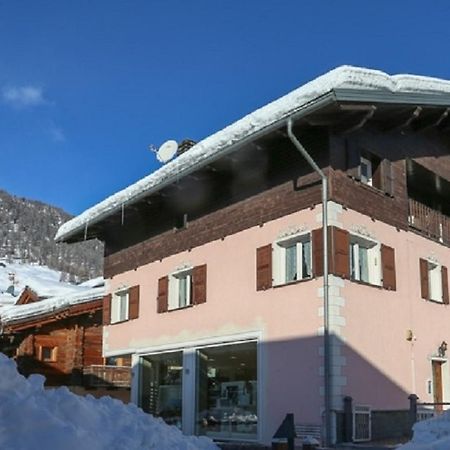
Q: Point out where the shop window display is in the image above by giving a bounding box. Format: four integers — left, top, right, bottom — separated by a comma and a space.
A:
196, 342, 258, 440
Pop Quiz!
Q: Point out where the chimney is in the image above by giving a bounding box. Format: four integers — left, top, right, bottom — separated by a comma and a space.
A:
177, 139, 196, 156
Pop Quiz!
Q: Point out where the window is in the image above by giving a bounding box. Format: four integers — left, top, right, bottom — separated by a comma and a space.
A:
40, 346, 57, 362
273, 233, 312, 285
360, 156, 373, 186
349, 235, 381, 286
420, 258, 449, 304
111, 289, 129, 323
139, 341, 258, 440
169, 268, 193, 310
428, 262, 443, 302
196, 341, 258, 440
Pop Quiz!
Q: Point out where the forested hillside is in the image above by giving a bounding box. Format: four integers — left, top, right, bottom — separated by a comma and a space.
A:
0, 190, 103, 282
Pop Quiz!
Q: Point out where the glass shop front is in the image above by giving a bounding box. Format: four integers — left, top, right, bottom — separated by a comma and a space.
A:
139, 341, 258, 441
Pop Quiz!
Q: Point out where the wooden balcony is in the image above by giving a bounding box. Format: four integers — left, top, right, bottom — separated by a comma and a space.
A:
83, 365, 131, 388
408, 199, 450, 246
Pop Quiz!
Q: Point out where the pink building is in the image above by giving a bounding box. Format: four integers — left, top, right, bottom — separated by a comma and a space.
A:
57, 66, 450, 446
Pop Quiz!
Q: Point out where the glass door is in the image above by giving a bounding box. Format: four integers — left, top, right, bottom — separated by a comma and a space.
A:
140, 351, 183, 429
195, 341, 258, 440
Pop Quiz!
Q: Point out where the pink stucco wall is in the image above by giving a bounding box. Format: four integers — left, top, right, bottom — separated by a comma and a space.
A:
340, 208, 450, 410
105, 201, 450, 443
106, 206, 324, 443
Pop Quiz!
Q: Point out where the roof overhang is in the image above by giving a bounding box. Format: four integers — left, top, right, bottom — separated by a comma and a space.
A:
55, 66, 450, 244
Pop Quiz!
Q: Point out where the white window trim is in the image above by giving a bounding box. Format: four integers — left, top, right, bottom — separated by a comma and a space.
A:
168, 266, 193, 311
111, 289, 129, 324
427, 260, 444, 303
349, 233, 381, 286
273, 231, 312, 286
360, 156, 373, 186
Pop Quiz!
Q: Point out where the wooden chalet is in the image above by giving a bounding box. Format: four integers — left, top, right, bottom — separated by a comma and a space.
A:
0, 287, 131, 402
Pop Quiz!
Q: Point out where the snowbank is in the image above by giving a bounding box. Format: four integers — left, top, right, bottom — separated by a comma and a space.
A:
399, 411, 450, 450
55, 65, 450, 243
0, 354, 218, 450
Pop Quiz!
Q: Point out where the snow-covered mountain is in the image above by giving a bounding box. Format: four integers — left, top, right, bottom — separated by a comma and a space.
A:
0, 189, 102, 282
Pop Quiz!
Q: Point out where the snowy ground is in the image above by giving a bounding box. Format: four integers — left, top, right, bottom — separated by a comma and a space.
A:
398, 412, 450, 450
0, 354, 218, 450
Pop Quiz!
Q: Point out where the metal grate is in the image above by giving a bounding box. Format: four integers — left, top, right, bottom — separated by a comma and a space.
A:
353, 405, 371, 442
295, 424, 322, 444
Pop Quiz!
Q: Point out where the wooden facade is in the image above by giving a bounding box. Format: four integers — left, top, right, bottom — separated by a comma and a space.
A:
0, 298, 131, 400
93, 119, 450, 278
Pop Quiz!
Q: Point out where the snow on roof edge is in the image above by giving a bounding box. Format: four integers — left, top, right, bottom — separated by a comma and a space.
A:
55, 65, 450, 242
0, 286, 105, 325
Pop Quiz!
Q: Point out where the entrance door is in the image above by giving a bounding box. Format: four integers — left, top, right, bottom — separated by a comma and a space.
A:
432, 360, 443, 412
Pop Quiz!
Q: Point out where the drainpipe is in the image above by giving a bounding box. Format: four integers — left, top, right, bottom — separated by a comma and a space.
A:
287, 119, 332, 447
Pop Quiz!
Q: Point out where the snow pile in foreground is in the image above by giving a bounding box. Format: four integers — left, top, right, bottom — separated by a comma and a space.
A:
0, 354, 218, 450
399, 411, 450, 450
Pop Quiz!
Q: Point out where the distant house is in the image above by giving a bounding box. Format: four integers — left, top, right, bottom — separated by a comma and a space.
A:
56, 66, 450, 446
0, 284, 131, 402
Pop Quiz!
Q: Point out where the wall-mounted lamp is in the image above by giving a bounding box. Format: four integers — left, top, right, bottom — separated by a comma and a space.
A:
438, 341, 448, 357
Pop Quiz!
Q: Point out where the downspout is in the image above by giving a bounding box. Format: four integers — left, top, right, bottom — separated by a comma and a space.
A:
287, 119, 332, 447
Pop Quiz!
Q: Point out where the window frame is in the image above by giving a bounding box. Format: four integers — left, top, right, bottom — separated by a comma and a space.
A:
427, 260, 444, 303
349, 234, 381, 287
273, 232, 312, 286
111, 288, 130, 324
168, 267, 193, 311
39, 345, 58, 362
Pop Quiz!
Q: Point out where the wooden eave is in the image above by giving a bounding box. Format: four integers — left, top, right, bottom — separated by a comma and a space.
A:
63, 95, 450, 244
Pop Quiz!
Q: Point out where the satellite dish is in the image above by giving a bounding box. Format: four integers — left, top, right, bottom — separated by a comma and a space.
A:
156, 140, 178, 163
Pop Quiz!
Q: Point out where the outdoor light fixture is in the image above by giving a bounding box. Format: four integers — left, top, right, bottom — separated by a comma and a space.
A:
438, 341, 448, 357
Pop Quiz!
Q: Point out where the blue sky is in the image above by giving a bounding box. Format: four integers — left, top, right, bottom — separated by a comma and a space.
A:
1, 1, 450, 215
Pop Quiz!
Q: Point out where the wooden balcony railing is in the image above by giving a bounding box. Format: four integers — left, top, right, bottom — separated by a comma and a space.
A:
83, 365, 131, 388
408, 199, 450, 246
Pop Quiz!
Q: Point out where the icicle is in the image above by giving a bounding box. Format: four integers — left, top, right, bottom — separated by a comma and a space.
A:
121, 203, 125, 226
84, 220, 89, 241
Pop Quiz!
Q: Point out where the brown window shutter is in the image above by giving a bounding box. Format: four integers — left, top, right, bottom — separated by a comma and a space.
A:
381, 159, 394, 196
442, 266, 449, 305
346, 143, 361, 180
157, 276, 169, 313
128, 285, 140, 319
193, 264, 207, 305
419, 258, 429, 300
381, 245, 396, 290
103, 294, 112, 325
256, 244, 272, 291
312, 228, 324, 277
331, 227, 350, 278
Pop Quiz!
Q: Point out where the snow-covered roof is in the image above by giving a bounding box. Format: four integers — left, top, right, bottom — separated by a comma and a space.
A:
78, 276, 104, 288
55, 65, 450, 243
0, 286, 104, 326
0, 261, 89, 303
